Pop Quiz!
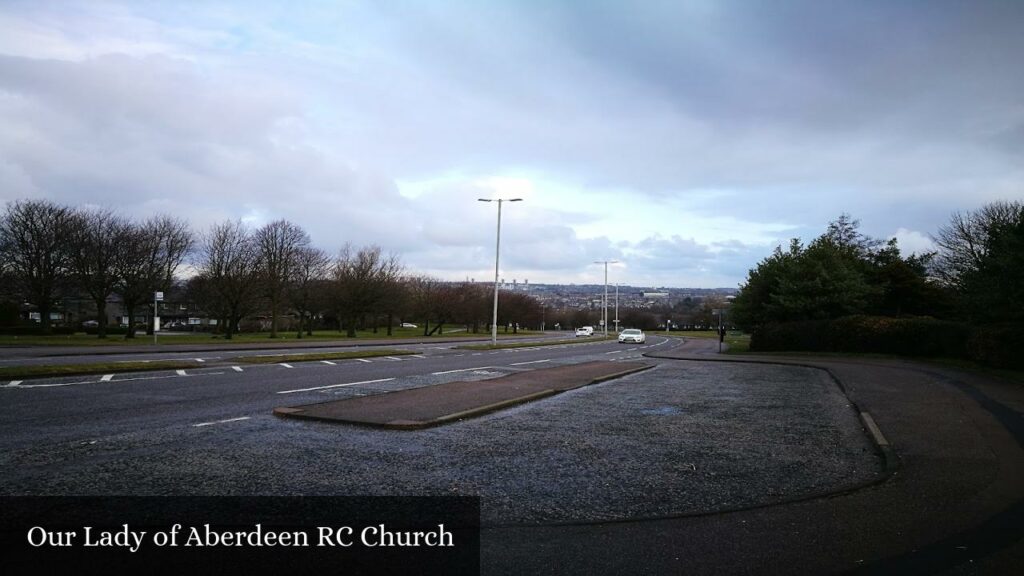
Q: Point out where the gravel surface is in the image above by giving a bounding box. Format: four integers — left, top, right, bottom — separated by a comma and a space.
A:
2, 359, 881, 525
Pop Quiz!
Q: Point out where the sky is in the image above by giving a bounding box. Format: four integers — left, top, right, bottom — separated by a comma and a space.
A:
1, 1, 1022, 288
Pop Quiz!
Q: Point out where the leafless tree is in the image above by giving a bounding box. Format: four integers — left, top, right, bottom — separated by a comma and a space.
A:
115, 215, 193, 339
332, 245, 402, 337
195, 220, 262, 339
287, 245, 331, 338
0, 200, 77, 333
932, 200, 1024, 289
255, 220, 311, 338
69, 208, 131, 338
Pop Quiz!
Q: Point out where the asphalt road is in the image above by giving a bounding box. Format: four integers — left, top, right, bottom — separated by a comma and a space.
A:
2, 335, 1021, 574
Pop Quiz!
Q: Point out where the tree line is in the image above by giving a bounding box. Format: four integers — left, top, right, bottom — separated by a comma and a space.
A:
0, 199, 545, 339
732, 203, 1023, 328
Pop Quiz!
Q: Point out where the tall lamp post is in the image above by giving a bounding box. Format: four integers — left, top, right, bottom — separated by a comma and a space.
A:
479, 197, 522, 346
593, 260, 619, 337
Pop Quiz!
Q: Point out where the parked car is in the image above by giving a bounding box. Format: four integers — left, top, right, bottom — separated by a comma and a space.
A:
81, 320, 99, 328
575, 326, 594, 337
618, 328, 646, 344
400, 323, 417, 328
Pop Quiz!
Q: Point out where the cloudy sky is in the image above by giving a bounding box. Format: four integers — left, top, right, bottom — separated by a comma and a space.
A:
1, 1, 1022, 288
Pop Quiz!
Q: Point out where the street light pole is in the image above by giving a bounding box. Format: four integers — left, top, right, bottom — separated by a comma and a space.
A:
479, 198, 522, 346
593, 260, 619, 337
614, 283, 619, 333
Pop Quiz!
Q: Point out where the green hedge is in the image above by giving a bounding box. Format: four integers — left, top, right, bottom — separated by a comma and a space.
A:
751, 315, 971, 358
967, 324, 1024, 369
751, 315, 1022, 368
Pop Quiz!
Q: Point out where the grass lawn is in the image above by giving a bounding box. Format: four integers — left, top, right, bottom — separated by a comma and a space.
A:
457, 335, 615, 350
674, 330, 751, 353
0, 360, 201, 380
0, 327, 538, 347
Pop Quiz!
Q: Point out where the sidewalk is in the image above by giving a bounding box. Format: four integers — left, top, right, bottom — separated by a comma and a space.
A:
480, 340, 1024, 574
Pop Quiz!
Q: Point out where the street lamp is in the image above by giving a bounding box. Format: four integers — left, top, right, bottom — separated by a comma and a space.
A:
479, 198, 522, 346
614, 283, 619, 333
593, 260, 619, 337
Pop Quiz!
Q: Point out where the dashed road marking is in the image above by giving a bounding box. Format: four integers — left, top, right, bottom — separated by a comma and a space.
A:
277, 378, 395, 394
7, 380, 21, 387
195, 358, 206, 363
193, 416, 251, 427
232, 366, 244, 372
280, 363, 294, 369
100, 374, 114, 382
356, 358, 372, 363
176, 369, 188, 376
321, 360, 337, 365
385, 356, 403, 361
432, 366, 495, 375
510, 359, 551, 366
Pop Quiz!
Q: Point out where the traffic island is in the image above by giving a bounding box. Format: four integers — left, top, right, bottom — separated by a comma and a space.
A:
273, 360, 654, 429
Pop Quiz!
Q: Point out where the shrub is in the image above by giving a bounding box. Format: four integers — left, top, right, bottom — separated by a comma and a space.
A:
751, 315, 971, 358
967, 324, 1024, 368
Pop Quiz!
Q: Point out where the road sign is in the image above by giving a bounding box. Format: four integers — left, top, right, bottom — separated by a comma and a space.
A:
154, 292, 164, 301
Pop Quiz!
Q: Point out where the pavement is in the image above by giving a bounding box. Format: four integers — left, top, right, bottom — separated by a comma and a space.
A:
477, 338, 1024, 575
273, 360, 655, 429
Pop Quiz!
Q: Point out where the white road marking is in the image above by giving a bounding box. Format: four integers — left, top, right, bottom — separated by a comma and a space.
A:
385, 356, 403, 361
280, 363, 294, 369
277, 378, 395, 394
410, 355, 427, 359
432, 366, 495, 375
605, 350, 622, 354
13, 372, 224, 388
356, 358, 372, 363
321, 360, 337, 365
7, 380, 21, 387
232, 366, 244, 372
100, 374, 114, 382
510, 359, 551, 366
176, 369, 187, 376
195, 358, 205, 363
193, 416, 251, 428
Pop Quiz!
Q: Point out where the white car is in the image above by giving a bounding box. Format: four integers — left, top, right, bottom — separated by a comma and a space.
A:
618, 329, 646, 344
575, 326, 594, 337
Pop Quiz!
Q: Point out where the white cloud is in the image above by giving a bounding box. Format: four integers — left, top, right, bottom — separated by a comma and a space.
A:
1, 1, 1022, 287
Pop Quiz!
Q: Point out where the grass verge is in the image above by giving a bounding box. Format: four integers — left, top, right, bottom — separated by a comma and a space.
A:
456, 336, 615, 350
0, 361, 201, 380
0, 328, 538, 347
674, 330, 751, 353
233, 349, 418, 364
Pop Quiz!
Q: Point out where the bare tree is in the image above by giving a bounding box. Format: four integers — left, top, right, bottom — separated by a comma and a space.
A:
69, 208, 131, 338
332, 245, 402, 337
287, 245, 330, 338
255, 220, 311, 338
933, 200, 1024, 289
0, 200, 77, 333
115, 215, 193, 339
195, 221, 262, 339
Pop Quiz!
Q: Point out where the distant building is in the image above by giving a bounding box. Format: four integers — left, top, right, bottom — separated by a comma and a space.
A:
641, 292, 669, 299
